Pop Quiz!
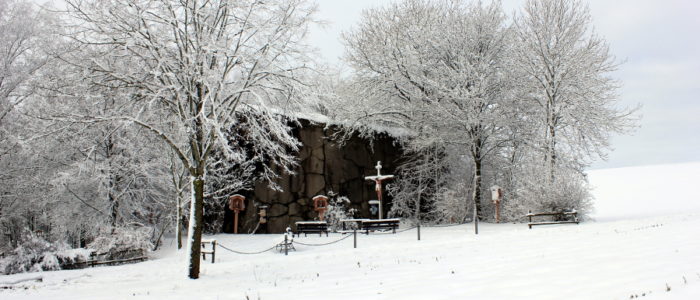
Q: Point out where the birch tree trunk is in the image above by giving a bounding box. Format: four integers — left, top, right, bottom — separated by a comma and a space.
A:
187, 175, 205, 279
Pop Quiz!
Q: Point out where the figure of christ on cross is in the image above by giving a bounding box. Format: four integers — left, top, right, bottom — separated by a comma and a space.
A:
364, 161, 394, 219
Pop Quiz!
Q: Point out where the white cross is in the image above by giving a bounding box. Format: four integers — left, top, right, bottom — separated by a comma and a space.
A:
375, 161, 382, 176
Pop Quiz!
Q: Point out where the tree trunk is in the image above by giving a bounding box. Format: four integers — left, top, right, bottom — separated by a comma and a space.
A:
187, 175, 204, 279
415, 176, 423, 222
471, 135, 484, 221
176, 192, 183, 250
548, 123, 556, 183
187, 82, 208, 279
472, 156, 483, 221
108, 178, 119, 227
546, 91, 557, 184
105, 135, 119, 228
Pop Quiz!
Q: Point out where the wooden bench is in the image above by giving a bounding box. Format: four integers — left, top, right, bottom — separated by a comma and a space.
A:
295, 221, 329, 237
360, 218, 400, 234
526, 210, 579, 229
201, 239, 216, 263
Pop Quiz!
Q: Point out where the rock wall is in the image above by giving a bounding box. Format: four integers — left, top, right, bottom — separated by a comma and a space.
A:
227, 121, 403, 233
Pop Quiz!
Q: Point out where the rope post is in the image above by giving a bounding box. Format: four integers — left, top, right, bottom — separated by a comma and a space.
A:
353, 229, 357, 249
284, 234, 288, 256
417, 222, 421, 241
212, 240, 216, 263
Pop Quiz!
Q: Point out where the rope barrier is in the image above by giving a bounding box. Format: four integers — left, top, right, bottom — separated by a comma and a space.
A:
292, 233, 353, 246
426, 222, 465, 228
214, 222, 462, 255
396, 226, 418, 233
217, 242, 278, 255
365, 226, 416, 234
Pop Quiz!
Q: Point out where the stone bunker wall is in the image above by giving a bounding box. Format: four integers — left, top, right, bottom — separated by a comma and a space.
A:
226, 121, 402, 233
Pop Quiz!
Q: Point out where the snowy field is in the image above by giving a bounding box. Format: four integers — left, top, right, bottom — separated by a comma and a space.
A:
2, 162, 700, 300
588, 162, 700, 221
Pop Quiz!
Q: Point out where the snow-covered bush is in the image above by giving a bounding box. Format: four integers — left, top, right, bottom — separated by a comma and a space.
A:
0, 233, 91, 275
0, 226, 153, 275
498, 162, 593, 222
324, 196, 357, 231
432, 186, 470, 224
87, 226, 152, 259
388, 146, 446, 222
536, 168, 593, 218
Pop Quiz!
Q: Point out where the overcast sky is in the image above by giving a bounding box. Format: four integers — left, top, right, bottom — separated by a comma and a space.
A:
307, 0, 700, 170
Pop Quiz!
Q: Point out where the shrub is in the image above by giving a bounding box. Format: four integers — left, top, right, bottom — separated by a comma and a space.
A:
324, 195, 357, 231
0, 233, 91, 275
88, 226, 152, 259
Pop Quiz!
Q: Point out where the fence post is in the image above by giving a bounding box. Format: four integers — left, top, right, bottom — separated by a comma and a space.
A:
353, 229, 357, 249
212, 240, 216, 263
284, 234, 288, 256
417, 222, 421, 241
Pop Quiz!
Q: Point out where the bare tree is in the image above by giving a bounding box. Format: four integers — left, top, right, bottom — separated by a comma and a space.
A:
343, 0, 515, 220
513, 0, 637, 180
387, 144, 446, 222
0, 0, 56, 126
0, 0, 63, 250
63, 0, 317, 279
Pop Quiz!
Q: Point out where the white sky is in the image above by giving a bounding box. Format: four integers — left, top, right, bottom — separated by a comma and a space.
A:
307, 0, 700, 169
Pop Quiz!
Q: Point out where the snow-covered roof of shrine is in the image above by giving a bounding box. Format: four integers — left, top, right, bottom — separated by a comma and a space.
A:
270, 107, 412, 139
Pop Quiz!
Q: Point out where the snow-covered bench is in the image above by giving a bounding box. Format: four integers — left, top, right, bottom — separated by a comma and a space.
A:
294, 221, 328, 237
360, 218, 400, 234
526, 210, 579, 229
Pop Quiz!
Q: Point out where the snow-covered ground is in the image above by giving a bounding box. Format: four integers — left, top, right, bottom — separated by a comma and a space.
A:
588, 162, 700, 221
2, 162, 700, 300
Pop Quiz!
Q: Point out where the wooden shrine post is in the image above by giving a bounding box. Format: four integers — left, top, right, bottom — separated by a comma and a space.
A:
313, 195, 329, 221
228, 195, 245, 234
490, 186, 503, 223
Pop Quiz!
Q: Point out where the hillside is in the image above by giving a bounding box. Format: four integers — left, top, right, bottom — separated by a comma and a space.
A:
588, 162, 700, 220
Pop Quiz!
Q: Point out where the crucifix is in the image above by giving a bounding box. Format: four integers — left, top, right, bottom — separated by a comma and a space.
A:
364, 161, 394, 219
